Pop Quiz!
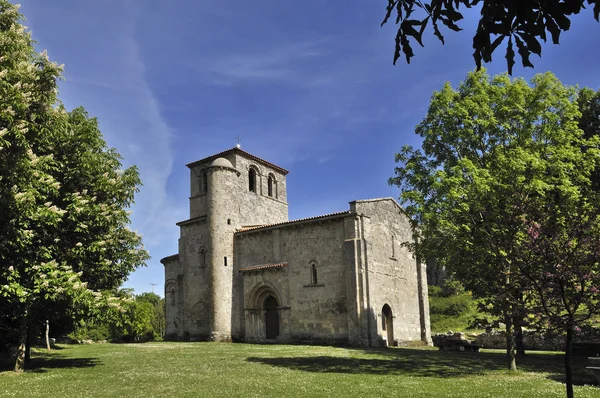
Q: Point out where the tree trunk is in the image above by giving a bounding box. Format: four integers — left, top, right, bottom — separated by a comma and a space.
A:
565, 325, 574, 398
24, 322, 32, 363
45, 319, 51, 351
514, 316, 526, 357
505, 317, 517, 371
14, 313, 27, 373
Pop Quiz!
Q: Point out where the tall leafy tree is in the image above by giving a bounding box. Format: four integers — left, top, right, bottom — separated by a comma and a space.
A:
390, 70, 600, 395
381, 0, 600, 74
0, 1, 148, 372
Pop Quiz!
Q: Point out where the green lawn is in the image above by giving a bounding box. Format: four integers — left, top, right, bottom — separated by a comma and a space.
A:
1, 343, 599, 397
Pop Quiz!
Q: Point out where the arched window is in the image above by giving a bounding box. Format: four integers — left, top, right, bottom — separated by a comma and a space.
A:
249, 168, 256, 192
310, 263, 318, 285
202, 171, 208, 194
268, 175, 273, 197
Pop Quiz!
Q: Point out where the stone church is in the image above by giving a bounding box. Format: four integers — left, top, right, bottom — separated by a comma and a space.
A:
161, 147, 432, 347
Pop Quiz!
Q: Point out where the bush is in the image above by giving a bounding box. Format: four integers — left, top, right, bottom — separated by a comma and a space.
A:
428, 284, 487, 332
69, 321, 110, 341
440, 279, 465, 297
429, 293, 472, 316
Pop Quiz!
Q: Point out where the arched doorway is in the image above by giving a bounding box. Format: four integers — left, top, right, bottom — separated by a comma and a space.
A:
382, 304, 394, 346
264, 295, 279, 339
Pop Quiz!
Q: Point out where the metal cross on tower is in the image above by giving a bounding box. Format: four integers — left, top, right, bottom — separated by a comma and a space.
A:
235, 135, 242, 148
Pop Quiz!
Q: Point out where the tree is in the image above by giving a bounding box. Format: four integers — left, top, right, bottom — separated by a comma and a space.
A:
390, 70, 600, 394
0, 1, 148, 372
517, 183, 600, 398
381, 0, 600, 74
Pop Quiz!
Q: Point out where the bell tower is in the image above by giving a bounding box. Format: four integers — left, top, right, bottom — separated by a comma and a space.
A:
163, 147, 289, 341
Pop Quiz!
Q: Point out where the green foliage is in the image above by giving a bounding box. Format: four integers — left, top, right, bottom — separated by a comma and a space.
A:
430, 294, 472, 316
0, 1, 149, 369
71, 291, 165, 343
69, 320, 110, 341
429, 284, 482, 332
391, 69, 600, 390
440, 278, 464, 297
381, 0, 600, 74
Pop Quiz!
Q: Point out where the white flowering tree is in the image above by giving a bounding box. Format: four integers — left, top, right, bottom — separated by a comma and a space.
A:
0, 1, 148, 372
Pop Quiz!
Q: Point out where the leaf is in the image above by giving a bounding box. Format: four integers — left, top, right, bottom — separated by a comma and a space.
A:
551, 11, 572, 31
505, 35, 515, 75
440, 15, 464, 32
519, 32, 542, 56
402, 18, 429, 47
432, 19, 446, 44
514, 35, 534, 68
545, 16, 562, 44
490, 34, 506, 56
440, 8, 465, 22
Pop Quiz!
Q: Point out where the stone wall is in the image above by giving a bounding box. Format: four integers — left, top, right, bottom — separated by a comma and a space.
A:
233, 216, 350, 344
352, 199, 431, 345
432, 329, 600, 353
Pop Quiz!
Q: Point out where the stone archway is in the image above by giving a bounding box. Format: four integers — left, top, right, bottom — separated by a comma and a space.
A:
264, 295, 279, 340
382, 304, 394, 346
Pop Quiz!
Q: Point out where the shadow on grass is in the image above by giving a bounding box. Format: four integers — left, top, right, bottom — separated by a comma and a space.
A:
247, 348, 598, 385
0, 351, 100, 373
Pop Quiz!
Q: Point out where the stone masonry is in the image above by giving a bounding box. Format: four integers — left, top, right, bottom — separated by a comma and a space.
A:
161, 147, 432, 347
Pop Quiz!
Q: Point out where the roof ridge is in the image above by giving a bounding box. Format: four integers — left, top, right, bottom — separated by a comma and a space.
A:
186, 147, 289, 174
239, 262, 288, 272
235, 210, 350, 234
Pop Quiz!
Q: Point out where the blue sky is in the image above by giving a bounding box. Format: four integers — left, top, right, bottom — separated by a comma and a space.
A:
16, 0, 600, 296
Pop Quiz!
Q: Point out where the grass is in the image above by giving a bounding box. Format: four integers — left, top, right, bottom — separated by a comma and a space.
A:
1, 343, 599, 397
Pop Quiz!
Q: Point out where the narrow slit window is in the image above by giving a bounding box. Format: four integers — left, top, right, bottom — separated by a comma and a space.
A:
311, 263, 318, 285
202, 171, 208, 194
391, 235, 395, 258
224, 256, 228, 267
169, 288, 176, 306
249, 168, 256, 192
200, 248, 206, 267
268, 175, 273, 197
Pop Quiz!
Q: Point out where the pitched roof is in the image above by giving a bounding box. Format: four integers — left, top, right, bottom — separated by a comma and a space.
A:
235, 210, 350, 235
239, 262, 288, 273
186, 147, 289, 175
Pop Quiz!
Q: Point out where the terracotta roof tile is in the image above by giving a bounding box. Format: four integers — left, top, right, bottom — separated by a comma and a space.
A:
235, 210, 350, 234
239, 262, 288, 273
186, 147, 289, 175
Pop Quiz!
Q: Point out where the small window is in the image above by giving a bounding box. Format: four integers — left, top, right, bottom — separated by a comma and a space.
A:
169, 288, 176, 306
391, 235, 395, 258
310, 263, 318, 285
202, 171, 208, 194
249, 168, 256, 192
268, 175, 273, 197
200, 248, 206, 268
224, 257, 228, 267
227, 219, 231, 225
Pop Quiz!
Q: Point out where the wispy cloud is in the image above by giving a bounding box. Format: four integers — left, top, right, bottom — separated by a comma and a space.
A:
20, 0, 186, 292
196, 38, 336, 87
